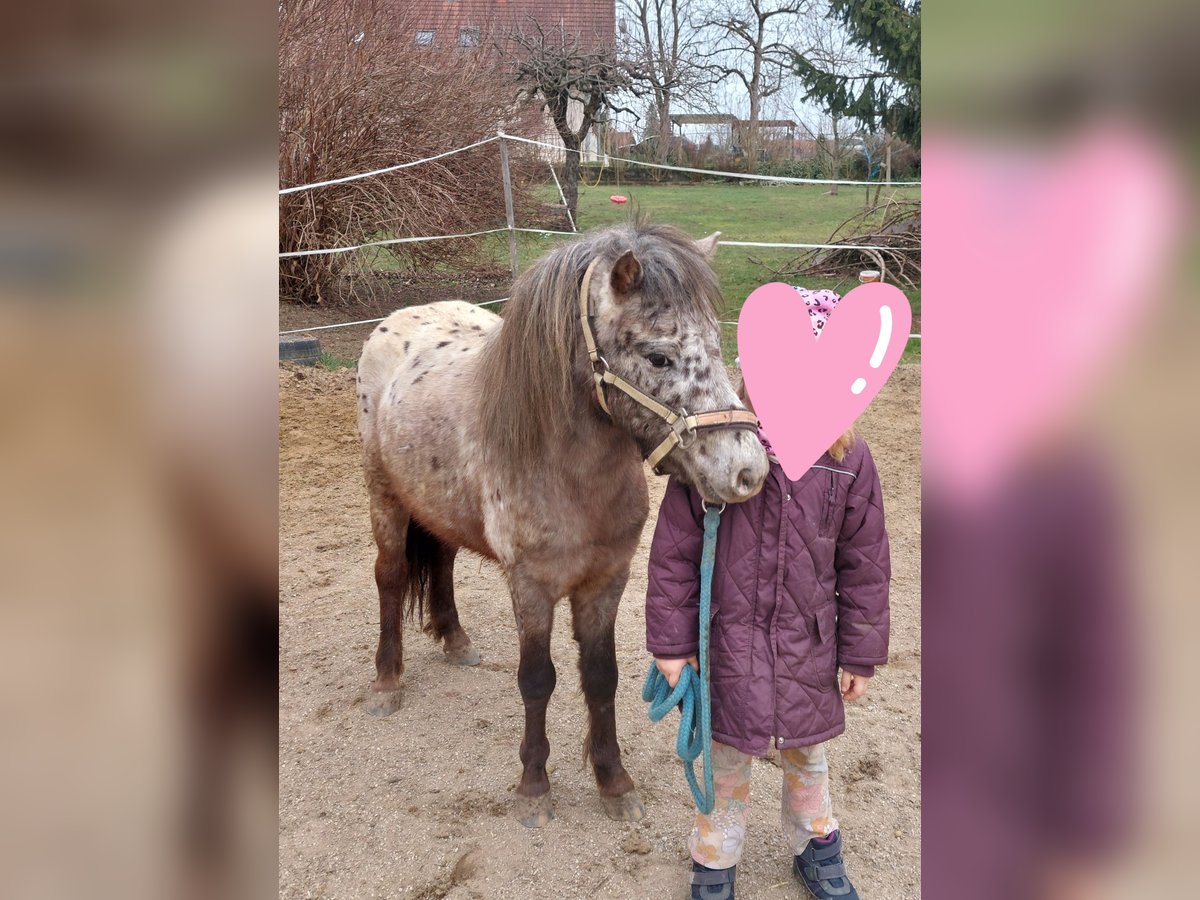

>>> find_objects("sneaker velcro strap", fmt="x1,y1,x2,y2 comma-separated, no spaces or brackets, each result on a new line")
808,841,843,862
806,862,848,881
690,869,736,886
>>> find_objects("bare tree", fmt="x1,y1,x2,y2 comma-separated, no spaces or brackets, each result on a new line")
504,21,635,222
697,0,808,166
619,1,710,163
791,13,866,194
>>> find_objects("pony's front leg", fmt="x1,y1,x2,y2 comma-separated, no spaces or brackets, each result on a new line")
510,574,557,828
571,571,646,822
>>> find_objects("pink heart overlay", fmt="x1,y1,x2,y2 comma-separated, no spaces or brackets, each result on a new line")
738,282,912,480
923,123,1181,502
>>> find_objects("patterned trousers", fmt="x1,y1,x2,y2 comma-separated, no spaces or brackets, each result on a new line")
689,741,838,869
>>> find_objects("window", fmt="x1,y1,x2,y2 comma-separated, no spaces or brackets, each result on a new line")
458,27,480,48
416,30,435,47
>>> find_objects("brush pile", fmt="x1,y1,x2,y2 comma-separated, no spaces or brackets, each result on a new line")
774,200,920,292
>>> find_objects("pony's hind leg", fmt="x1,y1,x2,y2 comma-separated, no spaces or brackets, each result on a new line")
571,571,645,822
365,474,409,717
424,542,481,666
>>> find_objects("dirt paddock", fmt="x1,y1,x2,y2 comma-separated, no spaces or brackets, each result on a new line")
279,363,921,899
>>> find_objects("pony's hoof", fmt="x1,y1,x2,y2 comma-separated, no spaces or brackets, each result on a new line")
365,687,404,717
443,642,481,667
513,792,554,828
601,790,646,822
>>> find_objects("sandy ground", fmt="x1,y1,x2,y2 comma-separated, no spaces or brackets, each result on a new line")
279,362,921,899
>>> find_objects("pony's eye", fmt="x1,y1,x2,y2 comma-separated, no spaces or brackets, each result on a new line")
646,353,672,369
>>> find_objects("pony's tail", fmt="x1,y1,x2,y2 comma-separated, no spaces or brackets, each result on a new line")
403,519,440,628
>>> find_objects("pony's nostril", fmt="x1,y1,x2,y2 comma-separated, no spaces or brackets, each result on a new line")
736,468,755,493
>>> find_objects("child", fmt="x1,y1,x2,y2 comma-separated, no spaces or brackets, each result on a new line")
645,295,890,900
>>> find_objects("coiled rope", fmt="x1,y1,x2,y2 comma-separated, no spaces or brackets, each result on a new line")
642,503,723,814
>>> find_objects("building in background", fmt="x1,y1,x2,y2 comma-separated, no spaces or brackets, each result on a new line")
394,0,617,163
670,114,739,152
670,114,798,161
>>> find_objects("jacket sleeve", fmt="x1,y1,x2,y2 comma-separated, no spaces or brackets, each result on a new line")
834,441,891,676
645,476,705,658
1037,457,1135,853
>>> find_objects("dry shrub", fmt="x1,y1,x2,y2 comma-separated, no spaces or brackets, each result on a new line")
278,0,544,305
771,200,921,293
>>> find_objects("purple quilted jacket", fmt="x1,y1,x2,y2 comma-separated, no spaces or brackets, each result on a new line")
645,439,891,755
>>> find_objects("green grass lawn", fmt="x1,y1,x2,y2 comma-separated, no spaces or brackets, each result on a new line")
527,181,920,363
355,180,920,365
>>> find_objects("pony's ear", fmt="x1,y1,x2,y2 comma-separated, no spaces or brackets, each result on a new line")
695,231,721,260
610,249,642,298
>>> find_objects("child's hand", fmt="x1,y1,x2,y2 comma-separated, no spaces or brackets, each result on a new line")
840,670,871,701
655,656,698,689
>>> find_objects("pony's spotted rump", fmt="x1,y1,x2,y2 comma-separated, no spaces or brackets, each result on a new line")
356,221,767,826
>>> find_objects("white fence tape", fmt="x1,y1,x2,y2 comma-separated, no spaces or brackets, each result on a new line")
720,239,914,251
719,320,921,339
282,229,908,259
497,132,920,188
283,307,921,339
280,316,389,335
279,135,500,195
280,132,921,339
280,131,921,197
547,163,578,233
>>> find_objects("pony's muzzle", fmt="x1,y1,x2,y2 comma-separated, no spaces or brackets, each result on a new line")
686,433,768,505
730,437,770,499
724,460,768,502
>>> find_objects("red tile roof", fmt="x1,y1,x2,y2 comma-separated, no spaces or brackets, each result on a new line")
392,1,615,47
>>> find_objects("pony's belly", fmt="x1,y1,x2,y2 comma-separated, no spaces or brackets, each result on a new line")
495,533,644,599
412,508,494,560
379,441,492,554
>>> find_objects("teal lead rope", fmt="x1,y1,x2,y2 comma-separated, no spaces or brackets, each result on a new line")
642,503,722,815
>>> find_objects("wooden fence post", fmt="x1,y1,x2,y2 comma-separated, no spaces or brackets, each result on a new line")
498,136,520,278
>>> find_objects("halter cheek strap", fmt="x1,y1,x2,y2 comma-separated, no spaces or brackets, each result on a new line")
578,257,760,472
578,259,611,415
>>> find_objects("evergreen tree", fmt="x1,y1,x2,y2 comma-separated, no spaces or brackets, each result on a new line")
794,0,920,148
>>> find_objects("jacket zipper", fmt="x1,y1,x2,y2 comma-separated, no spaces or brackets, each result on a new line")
747,473,768,727
823,470,836,532
772,472,789,748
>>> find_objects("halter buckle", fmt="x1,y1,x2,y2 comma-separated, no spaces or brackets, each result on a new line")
577,255,757,473
675,408,697,450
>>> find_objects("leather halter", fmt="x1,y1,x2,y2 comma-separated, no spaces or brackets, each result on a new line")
578,257,760,473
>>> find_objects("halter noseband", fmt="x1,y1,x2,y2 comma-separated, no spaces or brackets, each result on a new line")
578,257,760,473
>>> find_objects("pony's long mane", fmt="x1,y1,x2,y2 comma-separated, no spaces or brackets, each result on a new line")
477,221,723,461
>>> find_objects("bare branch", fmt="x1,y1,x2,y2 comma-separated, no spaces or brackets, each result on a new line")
499,17,632,218
694,1,808,163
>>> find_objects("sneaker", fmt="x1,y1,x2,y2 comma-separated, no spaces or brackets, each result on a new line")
793,831,859,899
689,860,736,899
